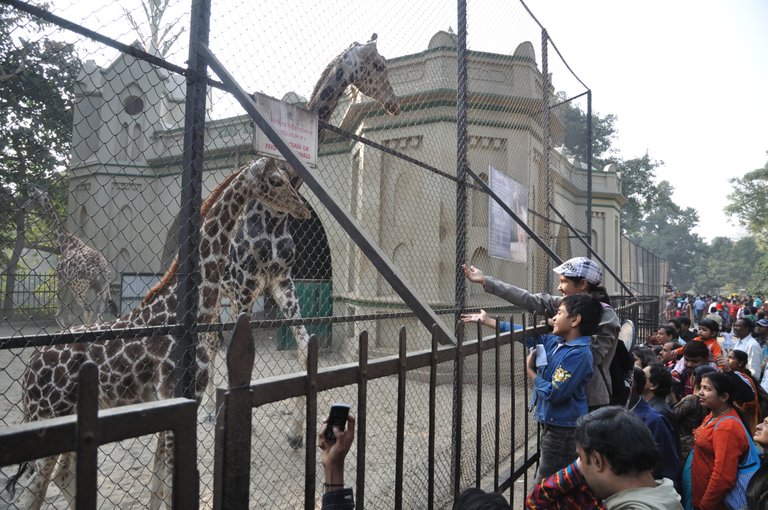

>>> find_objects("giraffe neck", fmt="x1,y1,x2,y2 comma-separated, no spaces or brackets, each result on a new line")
306,47,355,125
35,195,76,254
134,164,266,326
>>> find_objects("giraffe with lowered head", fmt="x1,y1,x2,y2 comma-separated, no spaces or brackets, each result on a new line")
22,185,119,327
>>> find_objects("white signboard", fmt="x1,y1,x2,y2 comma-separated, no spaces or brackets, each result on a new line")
488,165,529,263
251,92,318,166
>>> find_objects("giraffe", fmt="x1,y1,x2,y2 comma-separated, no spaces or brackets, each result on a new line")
22,186,119,327
212,34,401,447
5,158,309,510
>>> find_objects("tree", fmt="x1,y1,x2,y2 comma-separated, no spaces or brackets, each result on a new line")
616,153,664,236
123,0,185,57
555,91,618,167
725,152,768,245
0,4,80,314
630,180,705,290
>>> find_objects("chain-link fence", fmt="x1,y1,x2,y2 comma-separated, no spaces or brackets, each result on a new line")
0,0,666,507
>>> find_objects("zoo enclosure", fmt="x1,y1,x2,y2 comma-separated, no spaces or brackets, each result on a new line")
0,0,665,507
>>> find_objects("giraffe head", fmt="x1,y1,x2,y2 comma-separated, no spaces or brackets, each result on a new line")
249,157,311,219
308,34,401,121
20,185,50,211
346,34,401,116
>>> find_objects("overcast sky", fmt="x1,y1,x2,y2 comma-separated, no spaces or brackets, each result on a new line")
51,0,768,242
525,0,768,242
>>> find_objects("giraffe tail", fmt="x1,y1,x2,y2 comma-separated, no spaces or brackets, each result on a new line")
3,461,30,499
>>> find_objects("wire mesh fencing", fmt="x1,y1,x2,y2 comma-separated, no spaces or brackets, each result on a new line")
0,0,666,507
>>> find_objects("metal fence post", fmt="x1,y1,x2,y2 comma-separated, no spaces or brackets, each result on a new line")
586,90,593,249
76,362,98,510
453,0,469,499
215,314,255,509
173,0,211,399
541,29,552,292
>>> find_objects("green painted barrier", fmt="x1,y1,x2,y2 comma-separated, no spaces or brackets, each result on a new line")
277,279,332,349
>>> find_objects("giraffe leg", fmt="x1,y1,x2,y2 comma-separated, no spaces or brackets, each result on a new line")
94,276,118,319
148,431,174,510
270,277,309,449
69,280,91,326
51,452,76,506
54,283,69,329
92,278,107,321
14,456,58,510
205,279,267,421
201,329,221,422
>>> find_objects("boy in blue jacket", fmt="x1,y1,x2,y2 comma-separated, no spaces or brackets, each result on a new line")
527,293,600,482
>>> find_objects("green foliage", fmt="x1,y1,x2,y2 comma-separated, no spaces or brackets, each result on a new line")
555,91,617,166
691,237,767,296
628,180,706,290
0,4,80,267
725,153,768,246
615,153,664,236
749,253,768,296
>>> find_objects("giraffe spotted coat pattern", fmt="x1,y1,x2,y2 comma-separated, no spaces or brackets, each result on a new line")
6,159,308,510
216,35,401,446
23,186,118,327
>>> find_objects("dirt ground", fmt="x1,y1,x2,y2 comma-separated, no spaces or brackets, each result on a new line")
0,319,538,509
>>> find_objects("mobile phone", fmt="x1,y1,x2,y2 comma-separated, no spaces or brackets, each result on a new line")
324,403,351,441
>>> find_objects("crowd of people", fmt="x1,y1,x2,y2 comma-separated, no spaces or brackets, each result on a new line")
317,259,768,509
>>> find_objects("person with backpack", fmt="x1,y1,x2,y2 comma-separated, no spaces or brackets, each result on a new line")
461,257,623,409
687,371,758,510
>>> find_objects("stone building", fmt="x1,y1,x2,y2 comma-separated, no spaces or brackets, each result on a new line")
66,33,657,342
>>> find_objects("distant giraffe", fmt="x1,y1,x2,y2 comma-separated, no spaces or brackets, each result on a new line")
214,34,400,447
5,159,309,510
23,186,118,326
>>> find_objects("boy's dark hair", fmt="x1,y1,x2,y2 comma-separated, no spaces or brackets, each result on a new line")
452,487,510,510
646,362,673,398
565,276,611,306
658,325,678,338
683,340,709,360
698,318,720,335
575,406,659,476
561,294,602,336
679,317,691,328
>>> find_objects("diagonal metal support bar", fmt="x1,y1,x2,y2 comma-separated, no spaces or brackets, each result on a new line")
548,203,635,297
199,44,456,346
464,167,562,265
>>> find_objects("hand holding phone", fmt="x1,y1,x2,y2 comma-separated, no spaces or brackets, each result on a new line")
324,403,351,442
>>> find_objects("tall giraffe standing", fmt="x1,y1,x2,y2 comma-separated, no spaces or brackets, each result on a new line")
216,35,400,447
23,186,119,327
6,158,309,510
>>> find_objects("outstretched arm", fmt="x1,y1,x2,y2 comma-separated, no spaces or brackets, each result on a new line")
460,309,497,329
318,414,356,509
